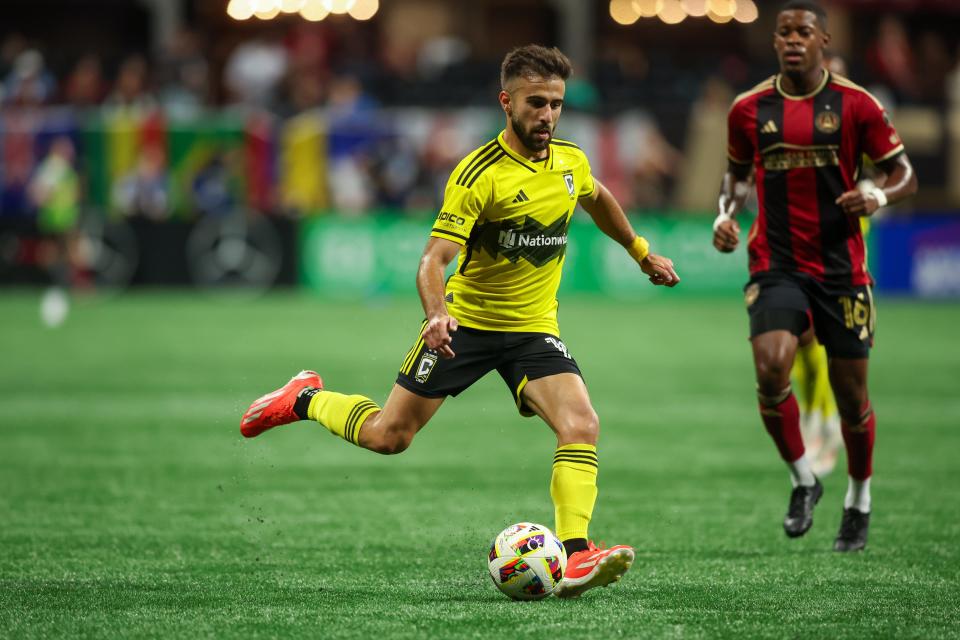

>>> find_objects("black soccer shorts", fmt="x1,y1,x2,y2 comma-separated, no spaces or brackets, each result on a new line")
395,323,582,416
744,271,876,359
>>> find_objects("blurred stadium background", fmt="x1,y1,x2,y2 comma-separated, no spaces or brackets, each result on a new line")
2,1,959,637
1,0,958,295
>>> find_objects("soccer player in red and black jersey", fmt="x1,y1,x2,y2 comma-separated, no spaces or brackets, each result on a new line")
712,1,917,551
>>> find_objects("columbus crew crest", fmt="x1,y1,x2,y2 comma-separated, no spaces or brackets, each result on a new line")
415,352,438,383
562,172,575,198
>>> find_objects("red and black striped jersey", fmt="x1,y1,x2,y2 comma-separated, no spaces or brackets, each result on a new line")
727,71,904,285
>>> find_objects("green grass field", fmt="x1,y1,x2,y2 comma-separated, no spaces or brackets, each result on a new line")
1,291,958,639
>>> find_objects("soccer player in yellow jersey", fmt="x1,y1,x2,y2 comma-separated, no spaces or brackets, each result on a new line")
240,45,680,598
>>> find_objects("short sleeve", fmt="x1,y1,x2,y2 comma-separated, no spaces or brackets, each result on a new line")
430,175,488,245
857,93,904,164
727,100,755,166
578,154,596,198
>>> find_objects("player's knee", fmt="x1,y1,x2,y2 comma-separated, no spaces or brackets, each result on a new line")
556,409,599,445
755,358,792,393
835,391,869,424
375,436,412,455
370,420,415,455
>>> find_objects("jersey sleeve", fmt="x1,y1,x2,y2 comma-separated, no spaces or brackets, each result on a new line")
430,171,489,245
578,153,596,198
727,99,755,166
857,93,905,164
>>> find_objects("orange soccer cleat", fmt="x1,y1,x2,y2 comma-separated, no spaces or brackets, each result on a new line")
240,370,323,438
552,542,634,599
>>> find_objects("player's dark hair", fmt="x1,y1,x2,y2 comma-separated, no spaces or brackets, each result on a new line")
500,45,572,89
779,0,828,30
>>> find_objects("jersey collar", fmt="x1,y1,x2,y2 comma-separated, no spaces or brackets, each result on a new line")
497,131,553,172
775,69,830,101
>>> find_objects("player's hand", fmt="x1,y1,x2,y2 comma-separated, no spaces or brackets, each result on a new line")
423,314,459,359
640,253,680,287
713,218,740,253
835,189,880,217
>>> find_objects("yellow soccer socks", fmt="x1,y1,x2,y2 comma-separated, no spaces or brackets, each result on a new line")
302,390,380,446
550,444,599,544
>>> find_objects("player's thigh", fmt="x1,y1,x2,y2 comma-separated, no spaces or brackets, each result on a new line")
359,384,445,453
496,333,596,444
806,280,875,361
520,373,598,446
495,333,582,415
374,383,446,434
746,273,810,387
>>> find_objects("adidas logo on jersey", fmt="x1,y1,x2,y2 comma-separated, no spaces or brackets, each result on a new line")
512,189,530,203
761,120,779,134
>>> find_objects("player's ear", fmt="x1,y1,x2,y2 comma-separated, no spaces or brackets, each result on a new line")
498,90,511,115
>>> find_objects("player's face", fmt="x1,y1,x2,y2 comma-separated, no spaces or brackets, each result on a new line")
501,75,565,152
774,10,828,75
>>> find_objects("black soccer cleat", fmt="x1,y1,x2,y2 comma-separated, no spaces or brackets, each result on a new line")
834,508,870,552
783,478,823,538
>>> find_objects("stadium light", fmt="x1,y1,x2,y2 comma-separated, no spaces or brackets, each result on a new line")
610,0,640,25
279,0,305,12
253,0,280,19
706,0,735,18
299,0,329,20
348,0,378,20
680,0,707,16
706,8,734,23
226,0,255,20
632,0,663,17
658,0,687,24
323,0,356,13
733,0,758,23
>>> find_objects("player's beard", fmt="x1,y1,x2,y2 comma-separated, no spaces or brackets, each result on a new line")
511,115,552,152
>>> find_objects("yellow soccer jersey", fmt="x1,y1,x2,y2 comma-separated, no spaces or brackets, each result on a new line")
430,131,596,334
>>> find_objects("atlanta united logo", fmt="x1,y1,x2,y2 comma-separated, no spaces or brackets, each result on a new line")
744,283,760,307
815,111,840,134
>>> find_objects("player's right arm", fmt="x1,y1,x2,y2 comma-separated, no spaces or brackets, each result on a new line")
713,162,753,253
417,237,460,359
713,96,756,253
417,148,492,358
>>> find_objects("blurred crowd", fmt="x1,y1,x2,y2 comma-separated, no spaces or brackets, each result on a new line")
1,10,958,223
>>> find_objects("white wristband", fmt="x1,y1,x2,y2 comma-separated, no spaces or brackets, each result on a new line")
869,187,888,208
713,211,733,232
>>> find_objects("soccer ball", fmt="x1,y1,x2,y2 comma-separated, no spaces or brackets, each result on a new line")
487,522,567,600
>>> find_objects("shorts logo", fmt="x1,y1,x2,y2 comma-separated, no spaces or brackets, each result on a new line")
563,172,576,198
744,283,760,307
544,337,570,359
415,352,438,383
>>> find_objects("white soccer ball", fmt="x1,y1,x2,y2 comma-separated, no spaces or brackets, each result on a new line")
487,522,567,600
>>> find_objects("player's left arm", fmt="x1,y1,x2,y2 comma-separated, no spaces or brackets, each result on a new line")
835,153,918,217
836,94,919,217
579,179,679,287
